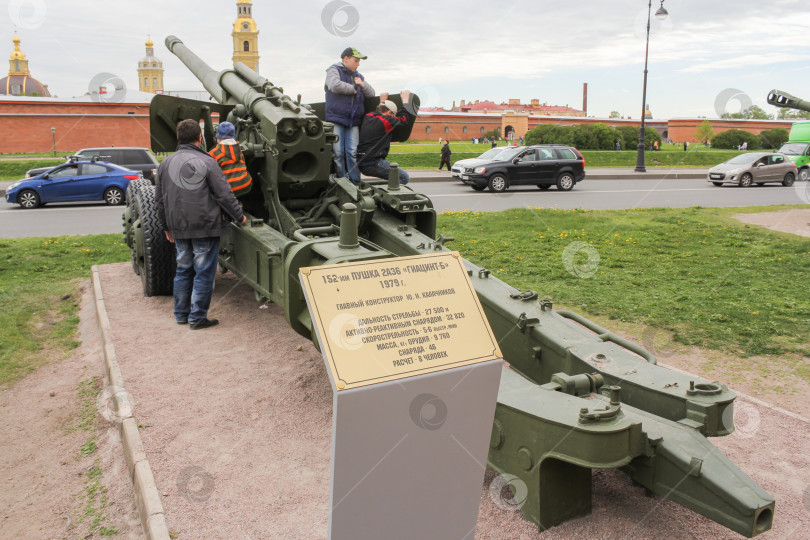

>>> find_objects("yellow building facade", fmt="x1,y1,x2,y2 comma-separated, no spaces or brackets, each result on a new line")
232,0,259,72
137,37,164,94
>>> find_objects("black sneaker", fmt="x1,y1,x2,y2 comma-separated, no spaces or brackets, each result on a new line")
176,319,188,325
189,318,219,330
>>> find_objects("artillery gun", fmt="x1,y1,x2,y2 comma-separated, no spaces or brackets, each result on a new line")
768,89,810,181
123,36,775,536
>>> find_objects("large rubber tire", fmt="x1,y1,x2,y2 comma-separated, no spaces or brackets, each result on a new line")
488,174,507,192
739,173,753,187
556,173,575,191
104,186,125,205
782,172,795,187
799,168,809,182
124,180,145,275
134,182,175,297
18,189,40,208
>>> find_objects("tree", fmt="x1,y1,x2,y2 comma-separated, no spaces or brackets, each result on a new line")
609,110,620,118
777,108,810,120
711,129,760,149
720,105,773,120
695,120,714,144
759,128,789,149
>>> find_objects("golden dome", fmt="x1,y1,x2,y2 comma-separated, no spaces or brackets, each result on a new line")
145,36,154,48
9,32,26,63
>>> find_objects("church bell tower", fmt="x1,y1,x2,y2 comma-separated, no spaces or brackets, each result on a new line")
232,0,259,73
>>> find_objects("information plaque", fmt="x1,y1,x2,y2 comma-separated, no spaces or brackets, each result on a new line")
300,251,502,390
300,252,503,539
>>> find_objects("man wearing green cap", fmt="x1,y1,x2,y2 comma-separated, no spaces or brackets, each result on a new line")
325,47,376,184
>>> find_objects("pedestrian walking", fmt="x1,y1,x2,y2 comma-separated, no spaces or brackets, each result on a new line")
439,141,452,171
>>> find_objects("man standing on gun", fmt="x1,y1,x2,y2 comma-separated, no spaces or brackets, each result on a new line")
324,47,376,184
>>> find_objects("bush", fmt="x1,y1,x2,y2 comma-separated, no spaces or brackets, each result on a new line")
711,129,760,150
759,128,789,150
524,123,661,150
524,124,557,146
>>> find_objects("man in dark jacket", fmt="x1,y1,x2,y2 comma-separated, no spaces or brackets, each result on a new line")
155,119,246,330
325,47,376,184
439,140,452,171
357,90,413,185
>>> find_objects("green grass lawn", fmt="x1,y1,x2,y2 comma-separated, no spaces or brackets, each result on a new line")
2,206,808,389
438,205,810,364
0,235,128,387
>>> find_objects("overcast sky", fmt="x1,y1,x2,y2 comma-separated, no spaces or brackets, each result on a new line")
3,0,810,119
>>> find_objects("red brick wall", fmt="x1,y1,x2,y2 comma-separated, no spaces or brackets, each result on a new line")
0,100,151,153
667,118,794,143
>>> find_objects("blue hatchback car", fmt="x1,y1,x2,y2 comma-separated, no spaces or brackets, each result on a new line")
5,157,142,208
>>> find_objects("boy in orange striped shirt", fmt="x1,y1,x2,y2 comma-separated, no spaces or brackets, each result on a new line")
209,122,252,196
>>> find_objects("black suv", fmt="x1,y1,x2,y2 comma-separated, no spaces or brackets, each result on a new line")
459,145,585,192
26,147,159,182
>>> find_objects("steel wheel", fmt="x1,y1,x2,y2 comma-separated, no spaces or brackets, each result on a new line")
104,187,125,205
556,173,575,191
782,172,795,187
18,189,40,209
488,174,507,193
799,168,809,182
739,173,753,187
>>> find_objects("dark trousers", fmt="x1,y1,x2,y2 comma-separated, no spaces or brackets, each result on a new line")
439,158,451,170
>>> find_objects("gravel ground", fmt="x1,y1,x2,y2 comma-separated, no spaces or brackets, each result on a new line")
94,261,810,540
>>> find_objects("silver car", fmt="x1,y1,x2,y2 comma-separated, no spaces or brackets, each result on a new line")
451,147,507,179
708,152,797,187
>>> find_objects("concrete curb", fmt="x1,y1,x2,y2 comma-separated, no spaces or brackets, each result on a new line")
91,266,171,540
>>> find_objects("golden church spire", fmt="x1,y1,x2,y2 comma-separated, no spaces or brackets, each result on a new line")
137,35,164,93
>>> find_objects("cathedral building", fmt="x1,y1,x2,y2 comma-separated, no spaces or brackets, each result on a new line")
232,0,259,72
137,36,164,94
0,31,50,97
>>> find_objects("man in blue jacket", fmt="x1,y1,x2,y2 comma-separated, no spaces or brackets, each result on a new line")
325,47,376,184
155,119,246,330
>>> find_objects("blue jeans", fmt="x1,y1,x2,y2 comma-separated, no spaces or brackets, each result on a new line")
332,124,360,183
173,237,220,324
359,158,410,185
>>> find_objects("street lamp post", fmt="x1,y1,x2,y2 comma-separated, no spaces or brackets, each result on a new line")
50,126,56,157
635,0,668,173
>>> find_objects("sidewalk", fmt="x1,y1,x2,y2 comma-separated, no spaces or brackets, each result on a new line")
0,168,709,198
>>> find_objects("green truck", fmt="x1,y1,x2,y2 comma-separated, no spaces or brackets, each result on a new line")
767,90,810,180
778,120,810,181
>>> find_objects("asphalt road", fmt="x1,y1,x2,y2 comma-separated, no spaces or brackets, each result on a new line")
1,177,808,238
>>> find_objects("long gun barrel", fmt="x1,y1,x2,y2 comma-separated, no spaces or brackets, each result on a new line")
767,89,810,113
